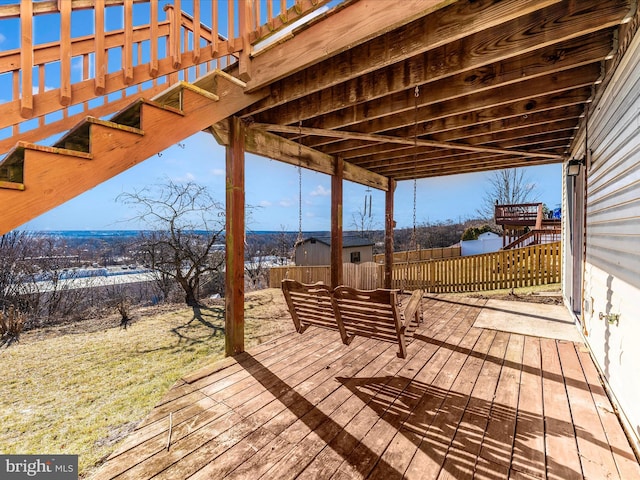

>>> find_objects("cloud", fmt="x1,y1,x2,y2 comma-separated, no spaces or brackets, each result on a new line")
279,199,292,207
32,85,55,95
210,168,224,176
259,200,272,207
310,185,330,197
172,172,196,182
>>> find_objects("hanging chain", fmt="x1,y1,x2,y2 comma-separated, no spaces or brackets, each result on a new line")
296,119,304,246
411,85,419,251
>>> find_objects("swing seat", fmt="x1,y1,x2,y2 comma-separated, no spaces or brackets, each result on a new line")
281,279,351,345
281,280,424,358
332,286,424,359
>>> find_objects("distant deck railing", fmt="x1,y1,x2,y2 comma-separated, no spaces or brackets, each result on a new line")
270,242,562,292
0,0,331,154
495,202,543,227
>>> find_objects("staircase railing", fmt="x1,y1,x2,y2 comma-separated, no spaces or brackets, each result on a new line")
502,227,562,250
0,0,330,155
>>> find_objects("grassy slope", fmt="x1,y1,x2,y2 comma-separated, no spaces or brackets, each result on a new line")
0,289,293,477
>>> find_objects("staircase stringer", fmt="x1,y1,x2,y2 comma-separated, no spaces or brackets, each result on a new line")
0,74,268,235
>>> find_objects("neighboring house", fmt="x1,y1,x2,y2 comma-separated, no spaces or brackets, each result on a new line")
294,236,374,266
460,231,502,256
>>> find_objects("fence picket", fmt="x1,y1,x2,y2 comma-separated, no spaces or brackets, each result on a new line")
269,242,561,292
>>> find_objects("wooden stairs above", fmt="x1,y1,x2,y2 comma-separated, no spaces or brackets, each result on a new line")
0,70,264,235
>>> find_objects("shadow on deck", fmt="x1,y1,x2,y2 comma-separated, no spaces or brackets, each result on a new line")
92,295,640,480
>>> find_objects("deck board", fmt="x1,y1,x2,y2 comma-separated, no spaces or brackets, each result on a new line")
92,295,640,480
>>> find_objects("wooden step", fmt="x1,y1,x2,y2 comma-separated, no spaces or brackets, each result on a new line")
152,81,220,110
53,117,143,152
0,141,93,184
0,69,268,234
110,98,184,130
0,180,25,191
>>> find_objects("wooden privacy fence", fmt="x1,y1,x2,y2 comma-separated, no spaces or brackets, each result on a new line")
270,242,561,292
269,263,384,290
372,245,461,263
393,242,561,292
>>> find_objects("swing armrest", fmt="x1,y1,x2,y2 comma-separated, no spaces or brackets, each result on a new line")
402,289,424,330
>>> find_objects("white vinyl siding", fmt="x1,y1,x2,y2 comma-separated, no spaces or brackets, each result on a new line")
566,27,640,452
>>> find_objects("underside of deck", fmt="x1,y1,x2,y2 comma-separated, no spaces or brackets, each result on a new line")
93,295,640,480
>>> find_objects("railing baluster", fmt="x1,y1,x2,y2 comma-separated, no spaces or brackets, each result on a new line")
165,4,181,69
211,0,219,56
228,0,234,45
95,0,106,94
150,0,159,76
193,0,200,63
20,0,33,117
254,0,260,30
59,0,72,105
124,0,134,84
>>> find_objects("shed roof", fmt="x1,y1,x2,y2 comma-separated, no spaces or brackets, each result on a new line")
299,236,375,248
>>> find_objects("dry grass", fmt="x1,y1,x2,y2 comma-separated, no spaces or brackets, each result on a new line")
0,288,293,478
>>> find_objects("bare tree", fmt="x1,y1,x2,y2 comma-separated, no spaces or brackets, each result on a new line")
477,168,539,220
350,205,377,238
118,180,225,307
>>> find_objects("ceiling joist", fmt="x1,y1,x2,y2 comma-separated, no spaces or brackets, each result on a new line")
252,123,564,160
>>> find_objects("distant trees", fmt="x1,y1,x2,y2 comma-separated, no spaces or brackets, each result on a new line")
118,180,225,306
477,168,539,220
0,231,30,310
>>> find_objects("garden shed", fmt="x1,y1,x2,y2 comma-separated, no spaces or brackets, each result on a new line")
294,236,374,266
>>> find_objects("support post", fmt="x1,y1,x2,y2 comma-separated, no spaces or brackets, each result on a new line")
384,179,396,289
331,157,344,289
225,116,245,356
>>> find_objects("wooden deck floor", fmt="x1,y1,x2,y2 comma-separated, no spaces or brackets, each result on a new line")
92,295,640,480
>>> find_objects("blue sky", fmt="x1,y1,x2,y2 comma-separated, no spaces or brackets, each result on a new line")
18,129,562,232
1,0,562,232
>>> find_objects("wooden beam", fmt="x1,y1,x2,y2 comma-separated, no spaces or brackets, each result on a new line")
211,122,389,191
331,157,343,289
252,123,564,160
429,107,585,144
225,116,245,356
251,21,613,127
242,0,560,96
304,64,598,151
384,179,395,289
392,157,560,179
243,0,454,92
324,105,584,160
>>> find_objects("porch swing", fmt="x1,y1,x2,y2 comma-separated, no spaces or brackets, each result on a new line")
281,92,425,358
